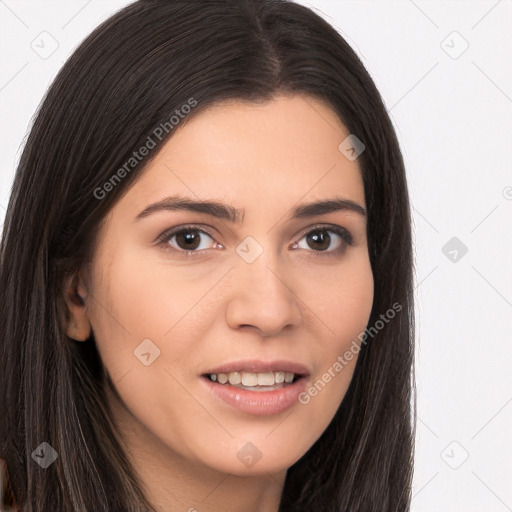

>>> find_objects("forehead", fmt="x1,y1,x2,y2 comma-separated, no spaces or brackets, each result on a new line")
112,94,365,223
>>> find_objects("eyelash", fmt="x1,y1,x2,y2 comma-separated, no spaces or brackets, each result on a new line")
155,223,354,259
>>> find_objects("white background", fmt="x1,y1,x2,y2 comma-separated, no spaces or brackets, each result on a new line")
1,1,511,510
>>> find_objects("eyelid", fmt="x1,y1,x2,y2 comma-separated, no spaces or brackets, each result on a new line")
293,223,353,246
154,224,218,252
155,222,354,256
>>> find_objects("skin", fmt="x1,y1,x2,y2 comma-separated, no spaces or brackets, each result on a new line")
63,94,374,512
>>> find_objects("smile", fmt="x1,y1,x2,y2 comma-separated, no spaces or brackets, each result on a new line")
206,370,298,389
201,360,310,415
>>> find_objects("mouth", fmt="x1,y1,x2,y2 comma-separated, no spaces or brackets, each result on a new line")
200,360,310,415
202,370,303,391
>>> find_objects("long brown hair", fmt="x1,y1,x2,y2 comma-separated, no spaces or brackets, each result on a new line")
0,1,415,510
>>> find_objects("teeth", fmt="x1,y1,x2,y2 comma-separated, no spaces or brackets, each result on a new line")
208,371,298,387
242,372,258,386
257,372,275,386
284,372,294,383
228,372,241,385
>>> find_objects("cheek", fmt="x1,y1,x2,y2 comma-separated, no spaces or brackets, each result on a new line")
310,255,374,345
302,257,373,403
87,249,225,396
90,249,206,340
335,262,374,342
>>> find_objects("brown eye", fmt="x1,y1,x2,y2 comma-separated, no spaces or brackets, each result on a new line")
174,229,203,251
305,230,331,251
294,225,353,256
157,226,219,255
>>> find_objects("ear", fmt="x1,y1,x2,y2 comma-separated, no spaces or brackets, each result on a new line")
61,270,92,342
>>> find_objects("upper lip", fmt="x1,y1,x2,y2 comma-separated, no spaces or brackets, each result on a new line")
203,359,310,376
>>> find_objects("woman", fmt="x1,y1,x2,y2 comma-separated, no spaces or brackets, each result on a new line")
0,0,415,510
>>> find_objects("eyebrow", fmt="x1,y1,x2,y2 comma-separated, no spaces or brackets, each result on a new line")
134,195,366,223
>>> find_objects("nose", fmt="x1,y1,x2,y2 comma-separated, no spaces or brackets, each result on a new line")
225,253,303,337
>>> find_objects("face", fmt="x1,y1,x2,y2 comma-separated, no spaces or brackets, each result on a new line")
69,94,374,478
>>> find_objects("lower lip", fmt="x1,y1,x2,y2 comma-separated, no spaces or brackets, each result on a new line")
201,376,308,415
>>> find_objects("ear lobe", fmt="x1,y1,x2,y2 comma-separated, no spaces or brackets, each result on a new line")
62,271,92,342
